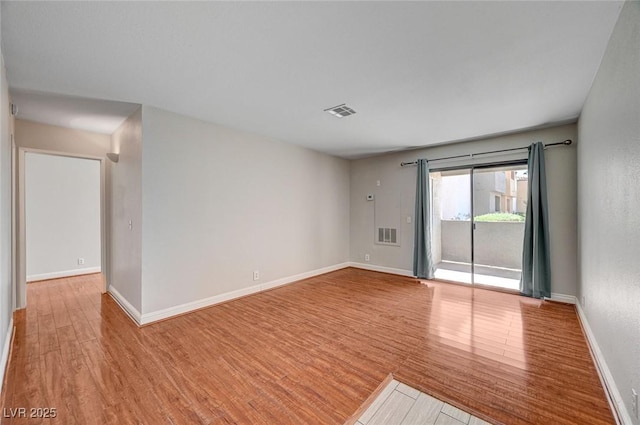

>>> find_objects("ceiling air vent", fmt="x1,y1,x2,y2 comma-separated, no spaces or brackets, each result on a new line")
324,103,356,118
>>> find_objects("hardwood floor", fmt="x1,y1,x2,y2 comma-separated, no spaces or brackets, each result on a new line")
1,268,613,424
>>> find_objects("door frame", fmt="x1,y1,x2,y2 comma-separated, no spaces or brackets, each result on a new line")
431,159,527,291
16,147,107,309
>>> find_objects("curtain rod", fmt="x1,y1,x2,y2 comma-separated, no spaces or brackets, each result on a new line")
400,139,572,167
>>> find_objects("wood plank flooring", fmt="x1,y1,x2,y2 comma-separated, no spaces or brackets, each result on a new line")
0,268,614,424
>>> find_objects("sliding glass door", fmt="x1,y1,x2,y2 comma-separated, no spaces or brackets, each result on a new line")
431,169,472,283
431,162,527,291
471,164,527,290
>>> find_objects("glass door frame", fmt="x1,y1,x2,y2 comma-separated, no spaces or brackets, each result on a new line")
430,159,528,291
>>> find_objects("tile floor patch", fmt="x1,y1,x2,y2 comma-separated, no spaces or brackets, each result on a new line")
368,391,415,425
435,413,467,425
469,418,492,425
396,382,421,399
357,379,494,425
441,403,472,423
400,392,443,424
358,379,400,424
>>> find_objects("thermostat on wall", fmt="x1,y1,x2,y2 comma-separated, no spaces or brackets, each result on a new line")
366,194,374,201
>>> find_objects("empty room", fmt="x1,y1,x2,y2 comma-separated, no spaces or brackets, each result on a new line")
0,1,638,425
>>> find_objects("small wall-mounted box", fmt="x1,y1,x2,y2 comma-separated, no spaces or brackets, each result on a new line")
366,194,374,201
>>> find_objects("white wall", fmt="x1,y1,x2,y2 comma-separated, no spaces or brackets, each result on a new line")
350,124,578,297
25,153,101,281
15,119,112,156
577,1,640,423
0,6,15,391
440,174,470,220
140,106,350,315
109,108,142,315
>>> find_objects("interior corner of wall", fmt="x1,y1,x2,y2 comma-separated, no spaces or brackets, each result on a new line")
140,104,152,120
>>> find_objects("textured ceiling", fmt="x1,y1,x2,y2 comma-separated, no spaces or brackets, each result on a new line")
1,1,623,158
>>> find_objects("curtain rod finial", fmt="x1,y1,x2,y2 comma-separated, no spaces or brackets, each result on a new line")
563,139,572,145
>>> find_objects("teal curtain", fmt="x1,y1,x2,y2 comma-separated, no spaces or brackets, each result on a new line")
520,142,551,298
413,159,435,279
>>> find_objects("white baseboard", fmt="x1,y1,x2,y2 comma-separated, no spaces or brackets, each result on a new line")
108,286,142,325
0,318,14,395
139,262,351,325
27,266,101,282
549,293,577,304
348,262,414,277
576,301,632,425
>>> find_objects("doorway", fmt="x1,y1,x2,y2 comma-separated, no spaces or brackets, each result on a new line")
431,162,528,291
17,148,107,308
25,152,102,282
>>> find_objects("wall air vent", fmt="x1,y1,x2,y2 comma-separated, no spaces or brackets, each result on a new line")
377,228,398,245
324,103,356,118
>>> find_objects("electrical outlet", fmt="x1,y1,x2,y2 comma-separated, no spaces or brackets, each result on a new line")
364,254,370,262
253,270,260,281
632,388,638,419
78,258,85,265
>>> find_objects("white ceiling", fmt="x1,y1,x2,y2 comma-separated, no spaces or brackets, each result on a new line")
1,1,623,159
